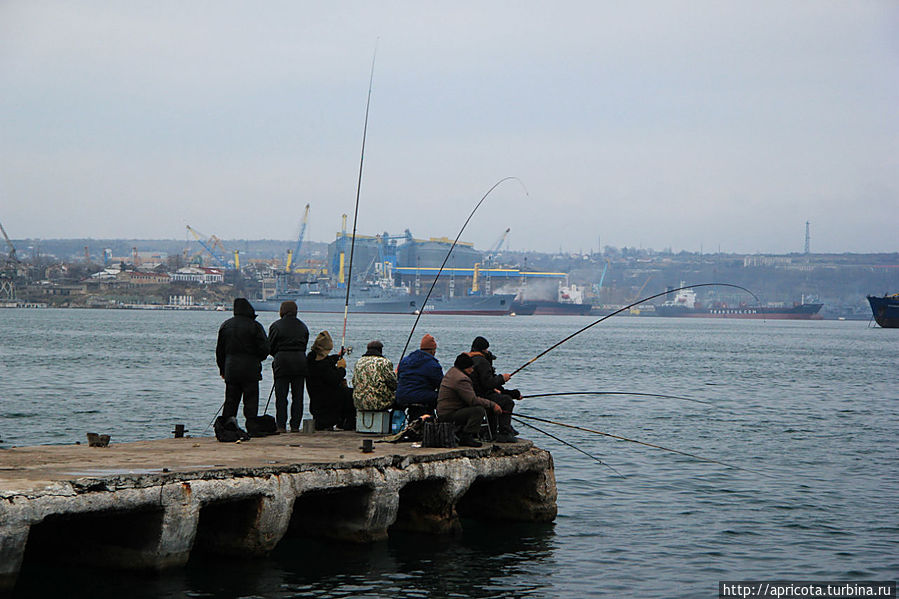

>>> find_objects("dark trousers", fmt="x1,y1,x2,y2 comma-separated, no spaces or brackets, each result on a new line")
486,392,515,435
314,386,356,431
223,380,259,423
274,375,305,430
442,406,487,435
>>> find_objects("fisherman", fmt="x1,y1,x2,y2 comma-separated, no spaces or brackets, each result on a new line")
352,340,397,412
267,300,309,433
215,298,269,429
394,334,443,420
437,353,503,447
306,331,355,431
468,336,519,443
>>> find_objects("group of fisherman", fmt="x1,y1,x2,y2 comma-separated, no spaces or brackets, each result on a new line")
215,297,519,446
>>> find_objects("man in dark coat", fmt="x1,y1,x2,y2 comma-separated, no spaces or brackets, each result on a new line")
268,300,309,432
216,298,269,427
395,333,443,420
306,330,355,431
437,353,502,447
467,336,519,443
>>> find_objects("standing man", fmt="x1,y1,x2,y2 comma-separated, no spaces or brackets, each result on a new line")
352,340,397,412
437,353,502,447
268,300,309,433
216,298,269,429
395,333,443,420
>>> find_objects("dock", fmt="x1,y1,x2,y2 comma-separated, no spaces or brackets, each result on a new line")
0,431,556,591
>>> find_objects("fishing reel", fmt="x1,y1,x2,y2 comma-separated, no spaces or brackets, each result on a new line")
340,345,353,356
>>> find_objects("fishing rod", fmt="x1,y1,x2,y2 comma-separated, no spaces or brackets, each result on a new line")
510,283,758,376
202,400,225,435
511,416,623,477
398,176,530,361
521,391,711,405
341,43,378,351
514,413,770,477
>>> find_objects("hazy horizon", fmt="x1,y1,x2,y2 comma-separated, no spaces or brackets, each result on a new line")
2,2,897,255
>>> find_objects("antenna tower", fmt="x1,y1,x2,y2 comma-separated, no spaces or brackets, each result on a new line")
804,221,810,254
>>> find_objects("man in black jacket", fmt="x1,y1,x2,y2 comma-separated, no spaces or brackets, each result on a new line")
268,300,309,432
467,336,519,443
216,298,269,427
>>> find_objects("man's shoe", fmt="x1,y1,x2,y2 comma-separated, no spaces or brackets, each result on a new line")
458,433,482,448
494,433,518,443
276,427,288,434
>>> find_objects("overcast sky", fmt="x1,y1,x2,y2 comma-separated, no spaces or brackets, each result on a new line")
1,1,896,254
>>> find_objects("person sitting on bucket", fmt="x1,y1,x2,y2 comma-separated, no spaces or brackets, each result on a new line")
467,336,520,443
352,340,397,412
437,353,503,448
395,334,443,421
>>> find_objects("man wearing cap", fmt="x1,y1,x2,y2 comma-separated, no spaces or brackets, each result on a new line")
437,353,502,447
395,334,444,420
468,336,519,443
268,300,309,433
351,340,397,412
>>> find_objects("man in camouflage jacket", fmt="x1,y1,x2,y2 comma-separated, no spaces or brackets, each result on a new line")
351,340,397,411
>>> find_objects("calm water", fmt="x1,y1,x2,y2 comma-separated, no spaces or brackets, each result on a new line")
1,308,897,597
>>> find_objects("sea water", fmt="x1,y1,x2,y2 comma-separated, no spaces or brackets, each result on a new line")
1,309,897,598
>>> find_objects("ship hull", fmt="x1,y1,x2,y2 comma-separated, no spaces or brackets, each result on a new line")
655,303,823,320
867,295,899,328
254,293,514,315
512,300,592,316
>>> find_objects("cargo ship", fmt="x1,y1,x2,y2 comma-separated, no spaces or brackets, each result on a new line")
655,286,823,320
254,279,514,315
512,283,593,316
867,294,899,328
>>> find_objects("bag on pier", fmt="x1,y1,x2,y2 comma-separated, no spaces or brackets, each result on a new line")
422,421,457,448
246,414,278,437
214,416,251,443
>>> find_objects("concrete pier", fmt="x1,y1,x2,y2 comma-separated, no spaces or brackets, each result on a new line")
0,432,556,592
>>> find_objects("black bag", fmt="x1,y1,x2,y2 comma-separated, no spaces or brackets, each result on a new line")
214,416,251,443
422,421,458,448
246,414,279,437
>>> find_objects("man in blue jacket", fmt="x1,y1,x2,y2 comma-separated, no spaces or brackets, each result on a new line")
395,334,444,420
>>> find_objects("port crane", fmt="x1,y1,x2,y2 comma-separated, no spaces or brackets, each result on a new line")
480,227,510,295
185,225,230,269
285,203,311,273
0,220,19,264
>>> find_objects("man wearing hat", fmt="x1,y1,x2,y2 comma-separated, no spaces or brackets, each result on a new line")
468,336,520,443
351,340,397,412
306,331,355,431
437,353,503,447
395,334,444,420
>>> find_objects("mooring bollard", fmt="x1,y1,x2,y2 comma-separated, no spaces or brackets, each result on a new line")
172,424,186,438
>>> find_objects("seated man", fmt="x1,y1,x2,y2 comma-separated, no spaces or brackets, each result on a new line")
467,336,519,443
306,331,355,431
437,353,502,448
352,340,397,412
395,334,444,420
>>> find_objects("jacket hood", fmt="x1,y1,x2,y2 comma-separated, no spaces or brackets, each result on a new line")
403,348,438,368
233,297,257,318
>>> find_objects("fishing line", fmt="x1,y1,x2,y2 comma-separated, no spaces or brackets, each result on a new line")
510,283,758,376
398,176,530,361
522,391,711,405
510,416,623,477
341,42,378,351
514,413,770,477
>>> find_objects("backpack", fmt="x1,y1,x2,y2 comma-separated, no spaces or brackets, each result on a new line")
214,416,251,443
246,414,279,437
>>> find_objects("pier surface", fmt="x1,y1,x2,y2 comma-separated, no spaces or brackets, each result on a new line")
0,432,556,592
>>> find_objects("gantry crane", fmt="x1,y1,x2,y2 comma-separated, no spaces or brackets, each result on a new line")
185,225,229,269
285,203,311,272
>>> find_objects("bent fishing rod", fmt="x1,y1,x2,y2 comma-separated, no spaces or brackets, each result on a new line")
510,283,758,376
521,391,711,405
341,43,378,352
511,416,623,477
398,176,530,361
514,413,770,477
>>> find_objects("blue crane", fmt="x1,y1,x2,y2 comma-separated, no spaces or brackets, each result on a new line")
186,225,229,268
286,203,311,272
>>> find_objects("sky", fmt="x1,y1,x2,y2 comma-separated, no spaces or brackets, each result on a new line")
1,1,897,255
